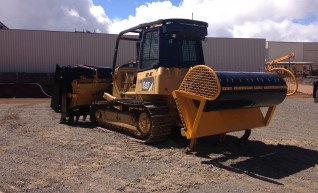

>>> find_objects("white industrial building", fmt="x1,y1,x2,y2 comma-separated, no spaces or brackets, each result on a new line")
267,41,318,63
267,41,318,76
0,30,136,73
0,29,265,73
0,27,267,97
2,24,318,97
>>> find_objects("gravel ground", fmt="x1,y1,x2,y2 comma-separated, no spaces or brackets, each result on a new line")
0,98,317,193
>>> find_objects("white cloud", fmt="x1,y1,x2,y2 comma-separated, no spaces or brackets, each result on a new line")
90,5,109,24
0,0,110,32
231,20,318,42
0,0,318,41
108,1,180,34
108,0,318,42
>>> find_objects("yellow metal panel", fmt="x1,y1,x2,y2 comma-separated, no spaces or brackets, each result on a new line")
69,81,111,109
264,106,276,126
191,99,206,138
173,91,198,138
173,90,276,139
113,67,137,98
135,69,157,94
135,67,189,95
193,107,266,138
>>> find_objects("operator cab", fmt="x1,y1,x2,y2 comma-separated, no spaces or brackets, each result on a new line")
111,19,209,96
138,19,207,72
112,19,208,74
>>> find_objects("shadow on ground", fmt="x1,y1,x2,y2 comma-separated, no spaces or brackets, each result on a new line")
65,122,318,184
181,135,318,184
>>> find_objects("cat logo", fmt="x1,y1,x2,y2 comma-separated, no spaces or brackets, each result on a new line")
142,77,154,91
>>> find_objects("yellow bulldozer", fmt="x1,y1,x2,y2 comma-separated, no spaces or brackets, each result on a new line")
51,19,288,149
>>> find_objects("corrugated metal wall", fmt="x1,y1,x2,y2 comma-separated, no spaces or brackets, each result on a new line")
267,41,318,65
0,30,136,73
203,38,265,72
303,42,318,65
0,29,265,73
267,42,304,62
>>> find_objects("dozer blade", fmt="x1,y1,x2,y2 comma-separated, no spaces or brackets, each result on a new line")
50,64,113,123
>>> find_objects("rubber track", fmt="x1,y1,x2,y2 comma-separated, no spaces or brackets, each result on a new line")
91,99,174,143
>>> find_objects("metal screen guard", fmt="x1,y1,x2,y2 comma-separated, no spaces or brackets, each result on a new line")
177,65,221,101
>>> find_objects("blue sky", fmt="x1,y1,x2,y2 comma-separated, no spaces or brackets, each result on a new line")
0,0,318,41
293,13,317,25
93,0,182,20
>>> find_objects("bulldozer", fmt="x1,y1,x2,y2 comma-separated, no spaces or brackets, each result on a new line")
51,19,288,149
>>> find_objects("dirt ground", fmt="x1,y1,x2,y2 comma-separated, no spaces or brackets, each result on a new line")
0,97,317,193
